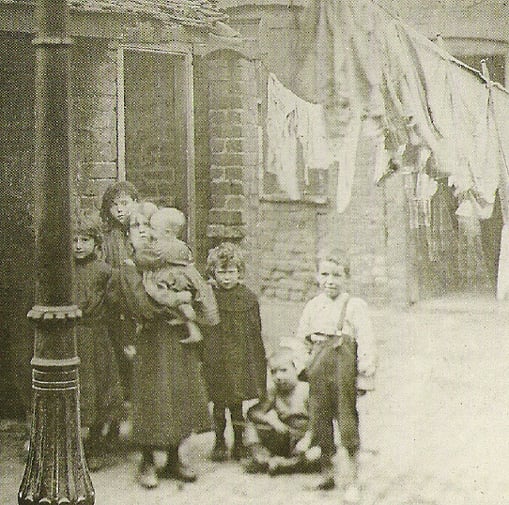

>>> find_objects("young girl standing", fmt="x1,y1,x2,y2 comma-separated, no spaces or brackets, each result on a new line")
203,242,267,461
119,202,211,489
99,181,139,403
73,209,123,470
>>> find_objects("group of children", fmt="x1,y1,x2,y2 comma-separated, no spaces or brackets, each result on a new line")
74,180,376,503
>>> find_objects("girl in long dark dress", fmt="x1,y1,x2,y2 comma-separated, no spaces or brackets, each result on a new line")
73,210,123,471
119,203,211,489
202,242,267,461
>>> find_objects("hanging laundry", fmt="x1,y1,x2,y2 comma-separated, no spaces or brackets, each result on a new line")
262,0,509,233
266,73,333,200
334,112,362,213
415,172,438,227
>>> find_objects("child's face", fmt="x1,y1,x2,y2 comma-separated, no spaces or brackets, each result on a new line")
110,192,135,225
214,266,240,290
129,213,152,251
73,234,96,260
317,260,347,299
270,359,299,393
151,221,181,241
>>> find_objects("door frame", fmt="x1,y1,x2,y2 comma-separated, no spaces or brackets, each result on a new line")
116,42,196,251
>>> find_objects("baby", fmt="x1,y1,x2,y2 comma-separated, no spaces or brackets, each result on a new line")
138,207,218,343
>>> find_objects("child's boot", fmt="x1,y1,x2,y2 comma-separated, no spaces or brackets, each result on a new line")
231,404,249,460
84,424,105,472
137,448,158,489
316,455,335,490
243,443,270,473
211,405,228,462
343,453,361,504
157,445,197,483
232,431,249,460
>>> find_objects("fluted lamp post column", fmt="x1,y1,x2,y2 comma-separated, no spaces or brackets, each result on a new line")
18,0,94,504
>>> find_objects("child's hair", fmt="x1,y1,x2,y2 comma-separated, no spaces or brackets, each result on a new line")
206,241,245,278
100,181,139,229
268,347,298,370
130,201,159,223
74,208,103,246
150,207,186,233
316,247,350,277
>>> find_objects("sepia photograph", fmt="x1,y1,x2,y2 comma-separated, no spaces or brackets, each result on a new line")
1,0,508,503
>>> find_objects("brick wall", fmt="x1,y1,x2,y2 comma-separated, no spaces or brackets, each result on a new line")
258,203,318,301
205,50,264,287
72,39,118,210
206,51,259,241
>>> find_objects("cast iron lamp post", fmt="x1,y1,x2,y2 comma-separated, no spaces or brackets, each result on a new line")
18,0,94,503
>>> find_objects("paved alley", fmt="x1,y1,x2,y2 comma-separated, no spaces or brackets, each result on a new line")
1,296,508,505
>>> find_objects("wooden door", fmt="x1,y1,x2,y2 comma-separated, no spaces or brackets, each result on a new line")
121,47,196,248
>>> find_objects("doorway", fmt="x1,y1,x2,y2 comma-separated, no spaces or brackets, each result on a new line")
121,47,196,248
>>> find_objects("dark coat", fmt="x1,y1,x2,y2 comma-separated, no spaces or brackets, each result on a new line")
119,263,210,448
75,256,123,428
202,284,267,405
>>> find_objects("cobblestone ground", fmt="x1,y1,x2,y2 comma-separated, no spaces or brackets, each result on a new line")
1,295,508,505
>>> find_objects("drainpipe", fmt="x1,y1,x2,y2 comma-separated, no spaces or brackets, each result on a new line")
18,0,94,504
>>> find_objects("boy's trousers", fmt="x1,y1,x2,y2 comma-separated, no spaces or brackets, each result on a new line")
307,334,359,459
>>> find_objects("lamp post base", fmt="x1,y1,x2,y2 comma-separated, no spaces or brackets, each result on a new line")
18,366,95,505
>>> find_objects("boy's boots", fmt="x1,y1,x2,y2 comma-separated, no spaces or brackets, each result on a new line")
211,406,228,462
243,443,270,473
316,455,336,490
343,453,361,504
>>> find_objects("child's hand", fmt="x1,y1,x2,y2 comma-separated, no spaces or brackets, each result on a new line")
123,345,136,359
271,420,289,435
293,431,312,454
177,291,192,305
179,302,196,320
304,446,321,462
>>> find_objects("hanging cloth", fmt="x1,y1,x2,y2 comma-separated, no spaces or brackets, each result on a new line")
266,73,332,200
490,85,509,299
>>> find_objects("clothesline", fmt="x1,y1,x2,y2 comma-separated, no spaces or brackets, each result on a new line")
259,0,509,299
